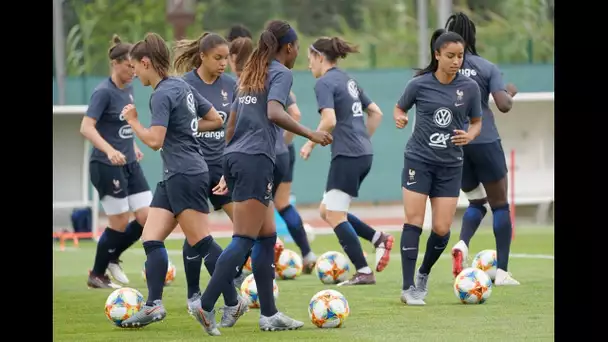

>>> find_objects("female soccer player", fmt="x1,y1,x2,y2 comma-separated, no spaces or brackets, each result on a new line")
190,20,331,336
229,35,318,274
394,29,482,306
300,36,393,286
80,35,152,289
445,12,520,286
117,32,239,328
172,32,253,325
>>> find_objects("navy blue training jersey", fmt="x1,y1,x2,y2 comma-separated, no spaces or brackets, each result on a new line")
397,72,482,167
183,70,236,162
86,78,136,164
225,60,293,163
314,67,373,159
150,77,213,179
460,53,506,144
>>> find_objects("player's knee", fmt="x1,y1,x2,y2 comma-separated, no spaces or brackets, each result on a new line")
325,210,347,227
107,213,130,232
431,223,451,237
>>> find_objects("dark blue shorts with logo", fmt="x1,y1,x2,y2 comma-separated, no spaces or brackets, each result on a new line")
150,172,210,216
224,152,274,206
402,156,462,198
89,161,150,199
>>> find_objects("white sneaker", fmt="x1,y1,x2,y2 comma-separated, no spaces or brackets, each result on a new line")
494,269,520,286
451,240,469,278
107,260,130,284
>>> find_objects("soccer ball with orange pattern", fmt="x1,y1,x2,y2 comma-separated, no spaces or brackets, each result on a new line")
104,287,145,326
239,273,279,309
453,267,493,304
315,251,350,284
308,289,350,328
275,248,303,280
471,249,498,281
142,260,177,286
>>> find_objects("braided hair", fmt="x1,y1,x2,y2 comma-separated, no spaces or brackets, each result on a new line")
445,12,478,55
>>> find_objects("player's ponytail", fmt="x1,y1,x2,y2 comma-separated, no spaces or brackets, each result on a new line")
130,32,171,78
108,34,132,61
230,37,254,75
239,20,292,94
415,29,445,76
310,37,359,62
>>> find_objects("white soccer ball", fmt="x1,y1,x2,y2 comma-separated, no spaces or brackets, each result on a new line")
315,251,350,284
104,287,145,326
239,273,279,309
453,267,493,304
303,223,316,242
142,260,177,285
308,289,350,328
275,249,303,280
471,249,498,281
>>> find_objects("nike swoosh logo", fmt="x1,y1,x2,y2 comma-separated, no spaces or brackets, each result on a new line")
108,249,116,253
406,181,416,186
402,247,417,251
145,306,161,315
222,103,230,107
455,103,464,107
186,255,200,260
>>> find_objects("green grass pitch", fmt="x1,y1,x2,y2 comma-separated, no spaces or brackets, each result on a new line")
53,226,554,341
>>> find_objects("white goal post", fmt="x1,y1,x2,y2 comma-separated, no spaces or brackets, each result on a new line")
53,105,100,240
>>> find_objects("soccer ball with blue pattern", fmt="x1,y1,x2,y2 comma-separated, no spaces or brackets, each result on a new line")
308,289,350,328
453,267,493,304
471,249,498,281
104,287,145,326
275,248,303,280
240,273,279,309
315,251,350,284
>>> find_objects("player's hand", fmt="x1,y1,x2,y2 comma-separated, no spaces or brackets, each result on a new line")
506,83,518,97
121,104,138,122
394,113,408,129
451,130,473,146
300,141,314,160
135,149,144,162
134,145,144,161
107,149,127,165
212,176,228,195
309,131,332,146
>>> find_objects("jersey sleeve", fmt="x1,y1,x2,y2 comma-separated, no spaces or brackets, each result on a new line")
488,64,506,93
193,89,214,119
359,87,373,110
150,91,172,127
285,92,295,108
397,79,418,111
314,79,334,113
267,70,293,107
467,83,483,119
86,89,110,120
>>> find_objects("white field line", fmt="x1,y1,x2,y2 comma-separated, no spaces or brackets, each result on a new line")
54,246,553,260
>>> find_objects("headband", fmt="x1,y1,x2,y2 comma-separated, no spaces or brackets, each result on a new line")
278,27,298,46
309,44,323,56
